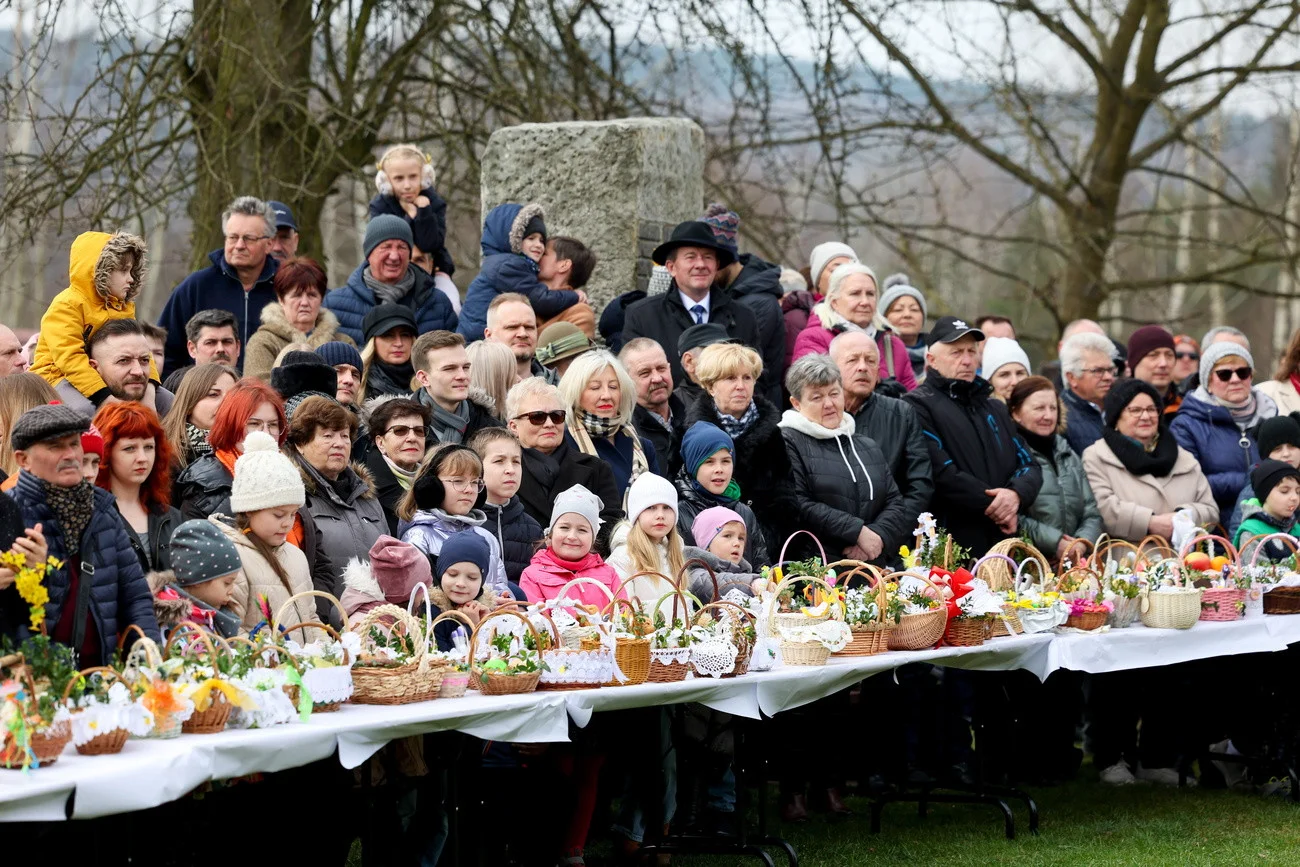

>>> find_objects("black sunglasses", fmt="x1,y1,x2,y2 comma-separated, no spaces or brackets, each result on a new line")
1175,351,1199,361
513,410,566,425
1213,366,1252,383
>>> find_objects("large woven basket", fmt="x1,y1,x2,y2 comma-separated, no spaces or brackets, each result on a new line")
1065,610,1107,631
351,605,441,705
834,564,893,656
767,575,842,667
1140,559,1202,630
883,571,947,650
471,609,544,696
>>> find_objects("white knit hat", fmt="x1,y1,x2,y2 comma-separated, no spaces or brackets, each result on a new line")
626,472,678,526
229,430,306,513
809,242,858,291
550,484,604,533
981,337,1031,379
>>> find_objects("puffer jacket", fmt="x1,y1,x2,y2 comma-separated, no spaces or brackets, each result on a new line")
850,392,934,531
399,508,509,595
1233,499,1300,562
1169,389,1276,527
778,409,908,564
519,547,621,610
903,371,1043,553
480,496,543,585
324,262,458,345
1016,430,1104,554
369,187,456,277
31,231,158,399
157,249,278,372
682,546,758,604
683,392,794,563
294,453,386,623
1081,437,1219,542
458,203,581,342
673,465,769,568
211,516,321,641
791,308,918,391
243,302,354,382
725,253,787,407
7,472,160,662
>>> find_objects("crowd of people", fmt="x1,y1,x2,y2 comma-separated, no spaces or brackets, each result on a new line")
1,159,1298,865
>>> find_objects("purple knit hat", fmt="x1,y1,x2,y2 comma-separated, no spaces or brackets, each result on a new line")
699,203,739,258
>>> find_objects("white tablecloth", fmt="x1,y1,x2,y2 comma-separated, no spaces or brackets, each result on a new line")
5,613,1300,821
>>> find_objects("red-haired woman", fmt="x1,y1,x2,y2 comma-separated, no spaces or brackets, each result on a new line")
93,402,181,574
243,257,354,382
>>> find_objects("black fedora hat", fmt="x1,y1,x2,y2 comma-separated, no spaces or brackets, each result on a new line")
652,221,737,269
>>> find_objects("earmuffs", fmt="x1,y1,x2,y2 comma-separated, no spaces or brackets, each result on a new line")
375,152,436,197
412,443,479,510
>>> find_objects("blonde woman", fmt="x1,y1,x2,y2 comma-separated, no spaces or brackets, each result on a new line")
466,339,516,422
557,349,659,498
0,372,58,481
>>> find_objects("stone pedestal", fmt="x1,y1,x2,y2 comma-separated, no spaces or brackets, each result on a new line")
480,117,705,311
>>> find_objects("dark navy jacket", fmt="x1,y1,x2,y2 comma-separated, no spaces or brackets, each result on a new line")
368,188,456,276
1169,390,1264,528
324,263,459,345
157,250,278,372
564,429,660,500
1062,387,1106,456
480,496,543,585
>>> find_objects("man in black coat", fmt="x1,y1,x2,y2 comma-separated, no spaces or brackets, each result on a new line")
831,331,934,531
622,221,771,403
902,316,1042,554
619,337,686,477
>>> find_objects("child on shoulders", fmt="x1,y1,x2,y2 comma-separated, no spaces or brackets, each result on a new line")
368,144,460,313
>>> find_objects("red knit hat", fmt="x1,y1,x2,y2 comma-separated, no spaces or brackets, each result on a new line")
80,422,104,459
1126,325,1175,372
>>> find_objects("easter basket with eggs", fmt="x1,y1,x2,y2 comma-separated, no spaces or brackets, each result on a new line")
1239,533,1300,615
469,608,546,696
766,575,850,666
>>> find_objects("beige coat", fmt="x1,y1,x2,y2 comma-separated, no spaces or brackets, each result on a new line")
1258,379,1300,416
243,301,354,382
211,517,322,641
1081,438,1219,542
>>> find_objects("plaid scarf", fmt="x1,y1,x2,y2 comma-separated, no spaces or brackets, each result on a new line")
578,410,619,438
185,422,212,459
715,400,759,439
41,478,95,557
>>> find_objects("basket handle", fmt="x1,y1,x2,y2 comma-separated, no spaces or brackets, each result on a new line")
972,552,1017,582
1243,532,1300,569
280,621,340,643
612,569,676,605
164,621,221,661
1059,536,1094,566
467,607,543,678
276,589,351,633
832,563,891,625
62,665,124,702
1056,566,1103,599
553,575,618,610
116,623,163,668
1178,533,1240,568
763,574,844,638
777,530,827,571
678,557,719,601
651,587,705,625
406,581,434,643
352,603,430,671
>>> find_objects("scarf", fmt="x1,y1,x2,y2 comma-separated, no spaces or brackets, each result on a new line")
578,410,619,438
1193,385,1273,432
715,400,759,439
1015,425,1058,472
382,453,417,491
811,301,877,339
185,423,212,459
41,478,95,556
361,265,417,306
690,476,742,506
1102,426,1179,478
366,359,415,399
569,415,651,497
214,447,239,479
1291,372,1300,399
428,397,471,444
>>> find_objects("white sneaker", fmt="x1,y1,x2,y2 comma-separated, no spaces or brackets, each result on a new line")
1137,766,1194,787
1100,762,1135,785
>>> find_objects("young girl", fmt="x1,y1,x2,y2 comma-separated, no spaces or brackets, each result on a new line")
519,485,619,609
683,506,760,603
398,443,511,595
149,519,244,638
1235,459,1300,561
211,431,319,637
607,472,683,608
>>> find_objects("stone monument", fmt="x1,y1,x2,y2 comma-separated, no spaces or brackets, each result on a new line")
480,117,705,312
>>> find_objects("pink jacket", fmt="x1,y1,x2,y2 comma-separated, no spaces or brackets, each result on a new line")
791,311,917,391
520,548,622,611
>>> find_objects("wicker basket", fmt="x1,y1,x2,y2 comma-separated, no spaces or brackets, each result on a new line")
1064,610,1108,631
470,609,544,696
600,596,652,686
883,571,948,650
692,600,756,677
767,575,843,667
1,719,71,769
277,591,355,711
834,564,893,655
990,602,1023,637
534,578,618,690
63,666,132,756
1200,587,1245,622
945,617,990,647
648,648,692,682
1140,559,1203,630
165,624,237,734
1264,585,1300,615
351,605,441,705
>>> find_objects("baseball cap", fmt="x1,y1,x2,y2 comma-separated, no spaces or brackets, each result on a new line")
930,315,985,345
268,201,298,231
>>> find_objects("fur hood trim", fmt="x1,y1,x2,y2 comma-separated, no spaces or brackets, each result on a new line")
508,202,546,255
342,556,384,599
258,300,345,343
298,458,378,501
95,231,148,303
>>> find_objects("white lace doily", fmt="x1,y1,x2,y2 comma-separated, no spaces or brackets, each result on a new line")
778,619,852,652
303,665,354,705
650,646,691,666
541,648,614,684
691,638,738,678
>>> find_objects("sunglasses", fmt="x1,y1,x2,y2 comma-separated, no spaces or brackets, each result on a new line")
384,424,427,438
1175,351,1199,361
513,410,566,426
1213,366,1252,383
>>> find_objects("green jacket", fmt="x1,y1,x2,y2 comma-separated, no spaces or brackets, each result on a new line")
1019,433,1104,553
1233,499,1299,562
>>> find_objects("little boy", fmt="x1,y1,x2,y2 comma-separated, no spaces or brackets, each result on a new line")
457,202,595,342
30,230,160,403
469,427,541,587
1234,459,1300,561
1228,416,1300,536
684,506,760,601
149,520,244,638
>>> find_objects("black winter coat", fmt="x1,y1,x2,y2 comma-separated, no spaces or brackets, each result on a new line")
683,393,793,563
723,254,786,406
519,438,625,554
902,371,1043,553
6,473,160,664
623,287,773,407
633,394,686,479
778,412,909,564
118,503,182,576
364,446,408,535
480,496,543,585
851,393,934,532
598,289,647,354
672,465,769,568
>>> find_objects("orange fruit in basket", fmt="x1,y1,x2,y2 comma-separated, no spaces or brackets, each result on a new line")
1210,555,1231,571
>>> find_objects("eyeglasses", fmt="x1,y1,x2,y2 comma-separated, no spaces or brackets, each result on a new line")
513,410,566,426
439,477,485,492
245,418,281,435
1176,351,1200,361
225,233,270,246
384,424,427,439
1123,406,1160,418
1213,366,1252,383
1080,366,1116,378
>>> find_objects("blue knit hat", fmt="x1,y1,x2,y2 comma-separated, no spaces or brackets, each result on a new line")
171,520,243,586
436,532,491,584
316,341,363,372
681,421,734,477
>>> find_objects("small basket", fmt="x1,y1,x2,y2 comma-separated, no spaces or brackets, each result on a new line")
884,571,948,650
978,541,1050,591
1140,560,1202,630
771,530,833,630
1200,588,1245,622
1017,605,1067,633
1241,533,1300,615
350,605,441,705
63,666,131,756
1264,585,1300,615
648,586,703,682
1064,610,1108,631
973,553,1019,635
693,600,755,677
427,610,476,697
165,624,236,734
536,577,618,690
945,617,990,647
439,672,470,698
767,575,843,666
835,564,893,656
0,663,72,768
602,596,652,687
277,591,356,711
470,609,544,696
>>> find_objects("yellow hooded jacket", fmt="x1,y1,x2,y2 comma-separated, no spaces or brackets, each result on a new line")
31,231,158,399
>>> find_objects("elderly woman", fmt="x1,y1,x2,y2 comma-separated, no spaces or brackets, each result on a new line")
880,276,929,383
1083,379,1218,543
558,349,659,498
287,395,386,618
1008,377,1102,562
94,402,181,574
1170,342,1277,527
983,337,1031,402
360,303,418,400
777,354,907,564
791,263,917,390
361,396,432,532
507,376,623,551
161,363,238,474
244,258,353,382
